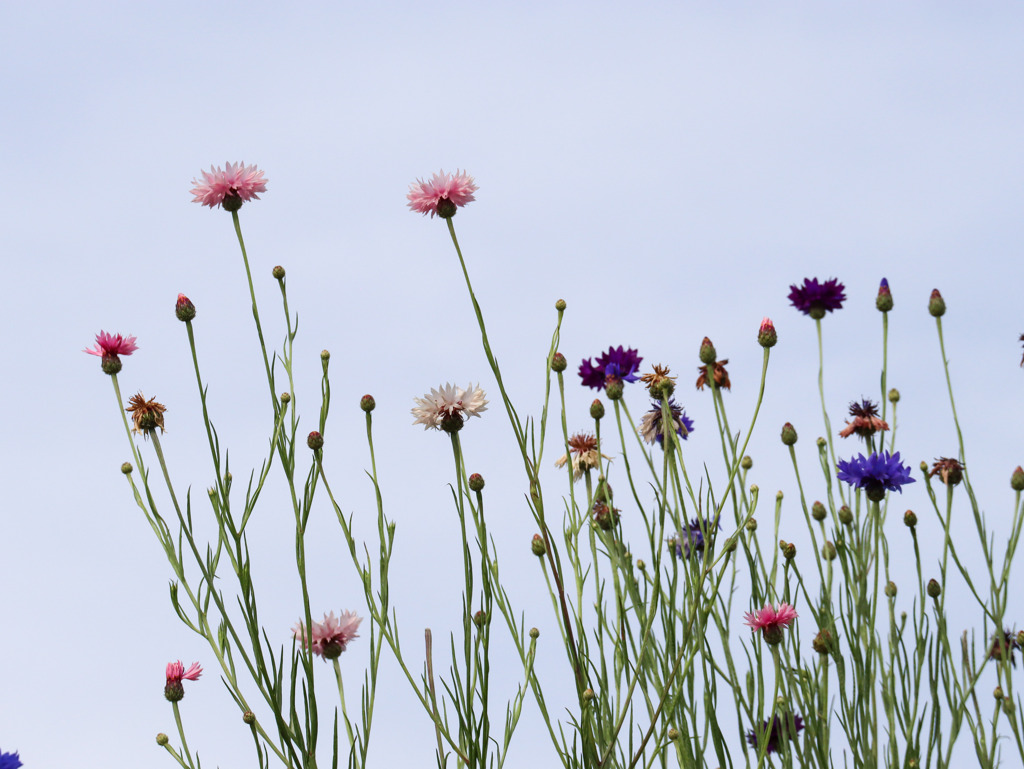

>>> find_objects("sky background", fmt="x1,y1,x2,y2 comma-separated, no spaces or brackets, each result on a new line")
2,1,1023,767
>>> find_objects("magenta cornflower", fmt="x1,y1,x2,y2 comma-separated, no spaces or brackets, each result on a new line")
190,162,267,210
84,330,138,375
294,611,362,661
744,603,798,645
747,712,804,755
788,277,846,319
407,170,478,218
164,660,202,702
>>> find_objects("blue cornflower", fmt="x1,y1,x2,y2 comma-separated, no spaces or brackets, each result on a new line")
579,346,642,391
837,450,915,502
788,278,846,319
638,399,694,445
672,516,719,559
0,750,23,769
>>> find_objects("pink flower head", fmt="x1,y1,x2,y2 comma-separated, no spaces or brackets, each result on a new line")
294,611,362,661
407,170,477,218
757,317,777,348
84,330,138,375
744,603,798,645
190,162,268,210
164,660,202,702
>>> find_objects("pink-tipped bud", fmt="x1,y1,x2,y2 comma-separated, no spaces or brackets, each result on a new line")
360,394,375,412
928,289,946,317
757,317,777,348
590,399,605,420
468,473,485,492
876,278,893,312
175,293,196,322
699,337,717,365
307,431,324,450
551,352,567,372
781,422,798,446
531,534,547,556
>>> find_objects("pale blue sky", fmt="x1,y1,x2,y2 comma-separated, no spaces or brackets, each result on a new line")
2,2,1023,767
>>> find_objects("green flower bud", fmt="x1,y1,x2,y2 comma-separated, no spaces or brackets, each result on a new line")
927,578,941,598
822,541,837,561
551,352,567,372
121,462,133,475
1011,466,1024,491
904,510,917,528
583,688,595,701
885,581,897,598
590,399,605,420
741,455,753,470
156,733,170,746
243,710,256,725
745,518,758,532
781,423,798,445
605,380,624,400
272,265,286,280
838,505,853,525
531,534,546,556
888,388,900,404
320,349,330,361
811,501,827,521
928,289,946,317
307,431,324,450
529,627,539,639
360,394,375,412
667,727,679,741
780,540,796,560
468,473,485,492
555,299,566,312
699,337,717,365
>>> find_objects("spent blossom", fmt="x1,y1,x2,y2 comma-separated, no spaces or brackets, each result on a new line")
930,457,964,486
126,393,167,436
696,360,731,391
838,399,889,440
294,611,362,660
165,660,202,702
744,603,798,645
190,162,267,210
407,170,478,218
788,277,846,319
837,450,915,502
554,432,611,481
411,383,488,433
638,399,693,446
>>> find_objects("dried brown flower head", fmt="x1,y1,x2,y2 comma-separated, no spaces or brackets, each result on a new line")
839,399,889,439
126,393,167,436
640,364,676,392
554,432,611,481
930,457,964,486
696,360,731,391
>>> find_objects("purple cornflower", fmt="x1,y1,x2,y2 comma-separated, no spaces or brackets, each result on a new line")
638,399,694,445
837,450,915,502
579,346,642,391
672,517,719,559
746,713,804,755
0,751,22,769
788,278,846,319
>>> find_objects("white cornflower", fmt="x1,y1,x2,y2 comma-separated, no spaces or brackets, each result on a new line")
411,383,488,433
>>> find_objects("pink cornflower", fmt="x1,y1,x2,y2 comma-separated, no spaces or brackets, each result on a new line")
407,170,477,218
164,660,202,702
294,611,362,661
190,162,267,210
744,603,798,645
84,330,138,375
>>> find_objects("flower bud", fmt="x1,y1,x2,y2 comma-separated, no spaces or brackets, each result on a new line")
919,460,928,473
307,431,324,450
121,462,133,475
636,559,646,570
156,733,170,746
745,518,758,532
531,534,546,556
928,289,946,317
473,610,487,627
243,710,256,724
812,629,833,655
555,298,566,312
1018,630,1024,648
280,392,291,404
320,349,330,361
667,727,679,741
529,627,540,639
741,455,753,470
816,436,827,449
776,490,784,502
1003,699,1015,715
605,380,624,400
875,278,893,312
757,317,777,348
821,541,836,561
927,578,941,598
994,687,1004,700
468,473,485,492
551,352,567,372
1011,466,1024,491
888,388,900,404
885,581,897,598
583,688,595,701
811,501,826,521
699,337,717,365
272,265,286,280
175,293,197,322
590,399,605,420
780,540,796,560
904,510,918,528
360,394,375,412
594,477,613,505
781,423,797,446
838,505,853,525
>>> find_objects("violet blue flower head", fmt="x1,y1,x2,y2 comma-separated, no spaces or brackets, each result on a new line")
0,751,22,769
837,450,915,502
673,516,719,559
578,346,643,391
788,278,846,319
746,712,804,755
638,399,694,445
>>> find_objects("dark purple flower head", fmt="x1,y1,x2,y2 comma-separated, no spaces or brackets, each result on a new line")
0,752,22,769
579,346,642,391
746,713,804,755
638,399,694,445
788,278,846,319
837,450,915,502
673,516,719,559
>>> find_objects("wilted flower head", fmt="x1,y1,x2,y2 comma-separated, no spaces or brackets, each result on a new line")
744,603,798,645
788,277,846,319
696,360,731,391
837,451,915,502
579,346,643,391
294,611,362,660
639,364,676,396
746,712,805,755
191,162,267,210
411,383,488,433
638,399,694,446
838,399,889,440
554,432,611,481
407,170,478,218
988,629,1020,667
126,393,167,436
165,660,202,701
672,517,719,560
930,457,964,486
